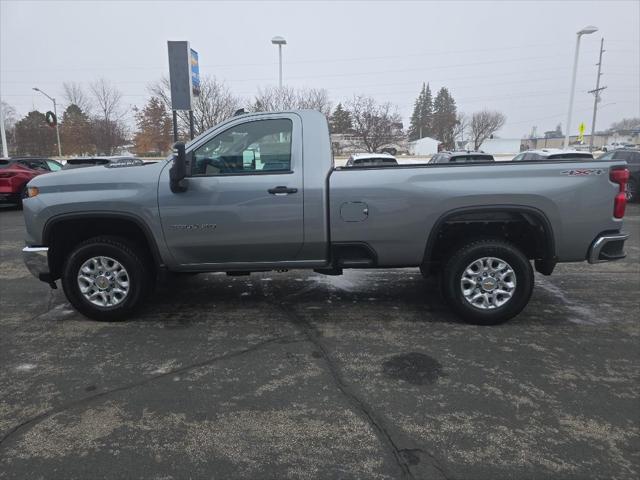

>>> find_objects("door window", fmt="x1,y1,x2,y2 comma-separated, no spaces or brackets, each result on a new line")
192,119,293,176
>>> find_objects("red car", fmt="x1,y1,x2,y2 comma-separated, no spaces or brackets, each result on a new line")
0,157,62,207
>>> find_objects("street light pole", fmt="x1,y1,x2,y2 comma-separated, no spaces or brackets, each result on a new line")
564,25,598,150
271,36,287,89
33,87,62,157
0,100,8,158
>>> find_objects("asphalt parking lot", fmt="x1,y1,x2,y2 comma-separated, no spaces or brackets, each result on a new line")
1,204,639,480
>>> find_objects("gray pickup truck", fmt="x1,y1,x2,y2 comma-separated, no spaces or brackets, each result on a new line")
22,110,630,324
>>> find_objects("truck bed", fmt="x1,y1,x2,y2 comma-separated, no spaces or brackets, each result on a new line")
329,159,625,266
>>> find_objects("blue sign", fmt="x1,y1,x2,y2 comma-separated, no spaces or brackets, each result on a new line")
190,49,200,97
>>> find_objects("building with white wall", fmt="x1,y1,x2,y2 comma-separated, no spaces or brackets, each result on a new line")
408,137,441,155
472,138,522,154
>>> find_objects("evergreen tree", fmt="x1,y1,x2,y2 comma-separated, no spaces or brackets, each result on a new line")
14,111,57,156
409,83,433,141
420,83,433,137
408,85,424,141
329,103,353,134
432,87,458,150
408,83,433,141
61,104,92,155
133,96,172,156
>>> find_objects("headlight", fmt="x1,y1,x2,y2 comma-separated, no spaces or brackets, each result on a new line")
27,186,39,198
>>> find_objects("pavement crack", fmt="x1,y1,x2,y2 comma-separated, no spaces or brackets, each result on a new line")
275,301,418,480
0,334,295,449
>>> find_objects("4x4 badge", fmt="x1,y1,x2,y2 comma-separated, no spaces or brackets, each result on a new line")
561,169,604,176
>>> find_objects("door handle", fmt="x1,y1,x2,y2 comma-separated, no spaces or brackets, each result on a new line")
268,186,298,196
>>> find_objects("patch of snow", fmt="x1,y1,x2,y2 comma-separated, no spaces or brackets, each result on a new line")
311,269,369,292
15,363,37,372
536,277,604,325
39,303,76,321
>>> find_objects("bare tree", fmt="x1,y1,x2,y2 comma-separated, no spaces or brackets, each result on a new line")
90,78,123,123
609,117,640,132
89,78,126,154
295,88,332,116
149,75,241,138
469,109,506,150
253,86,332,116
62,82,92,113
452,112,468,147
346,95,403,153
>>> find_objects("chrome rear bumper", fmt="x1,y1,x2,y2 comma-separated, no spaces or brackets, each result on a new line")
587,232,629,264
22,246,50,280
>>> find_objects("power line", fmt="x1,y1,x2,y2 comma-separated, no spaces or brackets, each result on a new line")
0,42,564,73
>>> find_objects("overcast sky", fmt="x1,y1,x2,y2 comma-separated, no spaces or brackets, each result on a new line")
1,0,639,138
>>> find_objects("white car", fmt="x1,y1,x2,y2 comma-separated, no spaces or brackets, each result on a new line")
602,142,636,152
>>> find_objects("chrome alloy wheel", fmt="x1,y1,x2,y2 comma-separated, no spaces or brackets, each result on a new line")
77,256,130,307
460,256,516,310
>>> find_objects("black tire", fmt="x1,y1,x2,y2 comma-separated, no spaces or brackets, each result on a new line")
17,185,28,209
441,239,534,325
419,264,430,279
61,236,151,321
627,178,638,203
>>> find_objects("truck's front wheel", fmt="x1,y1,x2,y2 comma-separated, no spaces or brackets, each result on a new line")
61,236,150,321
441,239,533,325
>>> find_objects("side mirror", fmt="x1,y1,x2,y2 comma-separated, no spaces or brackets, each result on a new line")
169,142,188,193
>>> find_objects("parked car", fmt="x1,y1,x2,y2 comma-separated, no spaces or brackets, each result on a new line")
4,157,63,172
0,157,62,207
512,149,594,161
598,149,640,202
345,153,398,167
22,110,630,325
430,151,495,163
63,156,143,170
602,143,637,152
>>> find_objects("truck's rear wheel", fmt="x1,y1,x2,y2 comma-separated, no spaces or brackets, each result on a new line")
61,236,150,321
441,239,533,325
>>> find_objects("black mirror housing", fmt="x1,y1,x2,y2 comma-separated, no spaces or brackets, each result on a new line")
170,142,188,193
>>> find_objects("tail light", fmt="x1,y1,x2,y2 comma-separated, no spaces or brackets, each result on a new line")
610,167,629,219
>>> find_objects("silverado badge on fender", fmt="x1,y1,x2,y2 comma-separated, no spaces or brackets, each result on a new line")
169,224,217,230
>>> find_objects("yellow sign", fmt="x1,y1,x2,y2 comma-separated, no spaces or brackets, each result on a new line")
578,122,586,142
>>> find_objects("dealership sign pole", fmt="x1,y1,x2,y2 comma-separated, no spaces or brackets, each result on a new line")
168,41,200,142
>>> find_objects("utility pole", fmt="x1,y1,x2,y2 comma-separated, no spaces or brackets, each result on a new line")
588,37,607,152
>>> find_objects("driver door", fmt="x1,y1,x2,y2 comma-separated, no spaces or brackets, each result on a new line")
158,114,304,267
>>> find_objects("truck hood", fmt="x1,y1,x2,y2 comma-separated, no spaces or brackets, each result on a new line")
29,160,169,192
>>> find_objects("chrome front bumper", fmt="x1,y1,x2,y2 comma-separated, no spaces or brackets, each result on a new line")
587,232,629,264
22,246,50,280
